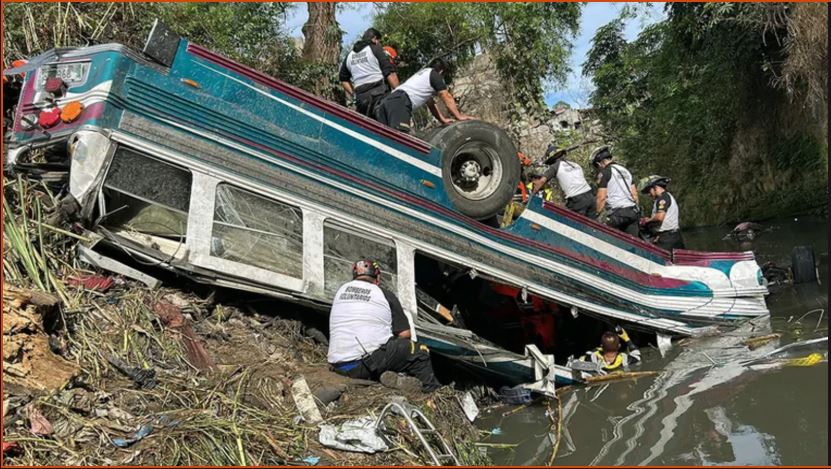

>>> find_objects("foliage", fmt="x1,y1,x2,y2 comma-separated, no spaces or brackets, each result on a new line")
583,3,827,225
373,2,581,116
1,3,335,93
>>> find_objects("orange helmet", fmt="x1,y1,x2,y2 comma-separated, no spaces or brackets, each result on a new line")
383,46,399,65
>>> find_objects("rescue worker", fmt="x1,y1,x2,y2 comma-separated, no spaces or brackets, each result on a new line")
592,146,640,236
639,175,685,250
375,57,473,133
339,28,400,118
327,259,441,392
383,46,401,68
501,153,542,227
525,164,555,202
581,327,641,373
530,144,597,218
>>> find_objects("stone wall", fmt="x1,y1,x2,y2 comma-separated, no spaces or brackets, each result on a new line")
445,53,602,162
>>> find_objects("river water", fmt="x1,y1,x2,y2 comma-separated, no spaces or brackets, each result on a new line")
477,216,829,466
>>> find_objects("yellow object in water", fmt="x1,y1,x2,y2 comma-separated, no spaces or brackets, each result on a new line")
785,353,824,367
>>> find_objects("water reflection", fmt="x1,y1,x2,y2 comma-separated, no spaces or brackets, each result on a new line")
694,406,780,465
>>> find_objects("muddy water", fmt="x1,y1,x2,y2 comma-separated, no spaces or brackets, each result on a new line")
478,217,828,466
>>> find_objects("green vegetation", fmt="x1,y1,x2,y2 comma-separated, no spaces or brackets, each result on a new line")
373,2,581,117
1,3,328,93
583,3,828,226
3,2,826,226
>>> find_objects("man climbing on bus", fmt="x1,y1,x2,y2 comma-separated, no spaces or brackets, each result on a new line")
529,144,597,218
375,57,473,133
592,146,640,237
328,259,442,393
339,28,400,118
580,327,641,373
639,175,686,251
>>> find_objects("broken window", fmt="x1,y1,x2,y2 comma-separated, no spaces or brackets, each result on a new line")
413,250,600,361
211,184,303,277
101,147,190,238
323,223,397,299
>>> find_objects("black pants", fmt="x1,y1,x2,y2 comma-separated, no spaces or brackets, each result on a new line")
334,337,441,392
375,90,413,133
566,191,597,219
654,230,685,251
607,206,640,237
354,81,388,118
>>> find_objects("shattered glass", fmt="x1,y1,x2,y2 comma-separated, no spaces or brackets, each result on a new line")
104,147,191,211
102,190,188,237
102,148,191,238
211,184,303,277
323,224,397,299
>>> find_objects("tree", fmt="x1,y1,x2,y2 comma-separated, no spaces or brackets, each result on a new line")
2,3,316,91
373,2,581,117
301,2,343,98
301,2,341,65
583,3,828,226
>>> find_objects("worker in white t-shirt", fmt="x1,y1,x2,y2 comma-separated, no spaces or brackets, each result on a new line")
529,144,597,218
375,57,474,133
328,259,441,392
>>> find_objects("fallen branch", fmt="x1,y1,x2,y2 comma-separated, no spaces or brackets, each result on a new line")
546,396,562,465
584,371,658,385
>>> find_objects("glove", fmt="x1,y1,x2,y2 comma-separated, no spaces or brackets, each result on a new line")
615,325,631,343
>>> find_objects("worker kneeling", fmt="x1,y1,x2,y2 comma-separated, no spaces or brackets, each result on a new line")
328,259,442,393
581,327,641,373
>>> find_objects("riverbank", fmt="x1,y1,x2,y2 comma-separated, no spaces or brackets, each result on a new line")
2,280,490,466
2,180,491,466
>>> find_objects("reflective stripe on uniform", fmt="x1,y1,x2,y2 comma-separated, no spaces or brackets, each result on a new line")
588,348,628,371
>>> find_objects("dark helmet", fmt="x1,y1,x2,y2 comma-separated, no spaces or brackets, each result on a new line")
429,57,449,74
542,144,567,165
639,175,671,194
590,145,612,168
352,259,381,280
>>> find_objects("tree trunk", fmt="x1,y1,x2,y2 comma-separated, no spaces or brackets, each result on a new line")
301,2,342,98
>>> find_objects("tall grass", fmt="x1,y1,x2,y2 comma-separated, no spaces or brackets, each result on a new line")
3,177,73,305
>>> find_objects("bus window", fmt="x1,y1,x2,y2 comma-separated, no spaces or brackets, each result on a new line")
323,223,397,299
211,183,304,278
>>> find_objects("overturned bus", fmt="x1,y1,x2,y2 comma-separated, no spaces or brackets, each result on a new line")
3,22,769,393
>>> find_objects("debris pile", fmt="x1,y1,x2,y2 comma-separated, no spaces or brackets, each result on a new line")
2,178,491,466
3,286,79,392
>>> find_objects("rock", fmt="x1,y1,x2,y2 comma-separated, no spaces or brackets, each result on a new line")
313,384,346,406
26,405,53,436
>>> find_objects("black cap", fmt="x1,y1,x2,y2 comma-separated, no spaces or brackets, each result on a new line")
543,144,567,165
639,175,671,194
590,145,612,167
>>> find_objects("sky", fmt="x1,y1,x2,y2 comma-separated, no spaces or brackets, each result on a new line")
285,2,666,108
